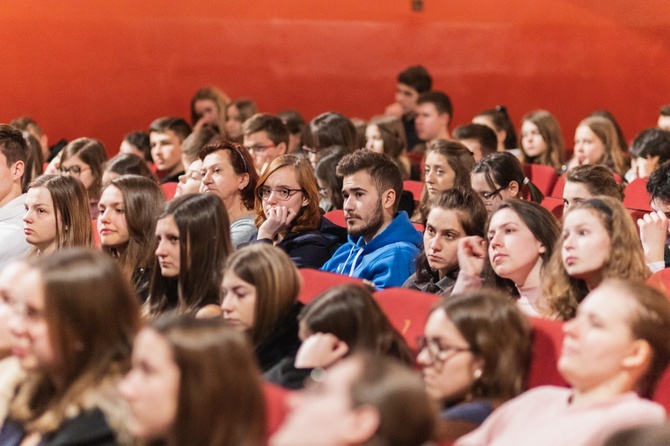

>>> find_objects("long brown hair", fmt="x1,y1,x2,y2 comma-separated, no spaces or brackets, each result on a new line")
150,316,265,446
10,249,140,436
61,137,108,200
254,154,321,233
223,244,301,345
28,174,93,254
544,197,650,320
520,109,565,169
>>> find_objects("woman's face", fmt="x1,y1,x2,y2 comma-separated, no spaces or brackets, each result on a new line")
175,159,203,198
520,121,548,158
424,151,455,198
562,181,592,214
155,215,181,278
470,172,517,215
201,151,246,208
23,186,60,254
561,208,610,285
487,208,546,286
221,271,257,332
225,105,243,139
423,208,465,276
60,154,94,190
9,269,59,374
417,309,481,402
194,99,219,127
261,166,309,222
119,328,180,441
0,262,29,355
573,125,606,167
365,124,384,154
558,284,638,391
98,185,130,249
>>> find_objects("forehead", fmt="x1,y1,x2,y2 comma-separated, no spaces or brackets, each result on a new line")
417,102,439,115
563,208,604,228
425,151,449,166
342,170,376,192
265,166,300,188
563,181,591,198
244,131,272,145
521,120,539,132
100,185,123,202
60,154,85,167
471,172,496,190
580,284,635,324
194,99,217,110
651,198,670,213
186,159,203,173
575,125,596,138
425,308,467,342
156,215,178,232
426,207,463,231
489,207,525,228
27,186,53,204
396,83,418,95
150,130,179,143
202,150,231,167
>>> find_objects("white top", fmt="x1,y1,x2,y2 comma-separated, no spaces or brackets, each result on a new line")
0,194,30,269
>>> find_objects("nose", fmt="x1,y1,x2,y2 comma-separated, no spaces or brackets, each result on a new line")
8,307,25,339
118,370,137,401
155,239,167,257
265,191,279,206
99,208,111,224
22,209,32,224
220,294,234,312
416,345,432,366
343,195,354,212
202,169,213,184
365,139,373,151
562,317,579,338
563,232,575,250
489,230,503,249
427,236,441,253
425,169,435,184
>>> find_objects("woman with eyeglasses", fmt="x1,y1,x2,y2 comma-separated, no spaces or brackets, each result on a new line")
59,137,108,218
251,154,339,269
419,290,532,442
470,152,544,215
457,280,669,446
199,141,259,248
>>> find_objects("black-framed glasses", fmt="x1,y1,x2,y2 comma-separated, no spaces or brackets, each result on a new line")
479,185,507,201
417,336,471,363
257,186,303,201
59,165,90,176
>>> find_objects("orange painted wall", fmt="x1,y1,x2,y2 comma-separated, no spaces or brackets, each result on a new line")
1,1,669,153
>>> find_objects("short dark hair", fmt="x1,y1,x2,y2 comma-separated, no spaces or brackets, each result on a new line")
149,117,192,142
278,110,306,135
474,106,518,149
10,116,44,137
303,112,358,153
629,128,670,163
336,150,403,213
0,123,30,166
123,131,151,161
453,124,498,158
417,91,453,118
660,105,670,117
397,65,432,93
647,159,670,202
242,113,289,146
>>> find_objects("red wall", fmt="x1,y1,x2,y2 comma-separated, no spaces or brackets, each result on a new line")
2,0,669,153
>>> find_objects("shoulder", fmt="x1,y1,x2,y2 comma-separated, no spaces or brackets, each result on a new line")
41,408,119,446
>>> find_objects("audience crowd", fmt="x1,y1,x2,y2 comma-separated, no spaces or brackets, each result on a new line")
0,64,670,445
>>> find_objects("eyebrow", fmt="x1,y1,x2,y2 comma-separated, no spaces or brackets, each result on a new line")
488,221,517,234
343,187,367,193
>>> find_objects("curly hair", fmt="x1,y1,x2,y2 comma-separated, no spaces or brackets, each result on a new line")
544,196,650,320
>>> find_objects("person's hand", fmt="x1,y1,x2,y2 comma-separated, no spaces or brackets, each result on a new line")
192,116,208,132
44,149,63,175
384,102,404,118
295,333,349,368
638,210,669,263
457,236,487,277
257,206,298,240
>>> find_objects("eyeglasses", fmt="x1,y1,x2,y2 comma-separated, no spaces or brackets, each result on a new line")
416,336,471,363
59,165,90,176
257,186,303,201
478,185,507,201
245,143,275,153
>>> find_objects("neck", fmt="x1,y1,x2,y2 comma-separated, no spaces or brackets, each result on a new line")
510,256,544,289
432,129,451,142
570,374,635,407
0,184,22,208
226,196,253,222
39,242,58,256
585,270,604,291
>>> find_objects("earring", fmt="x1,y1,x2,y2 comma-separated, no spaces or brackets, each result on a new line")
474,369,482,379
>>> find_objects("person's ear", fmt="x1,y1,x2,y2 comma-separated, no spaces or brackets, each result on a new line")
622,339,651,371
237,172,249,191
344,405,380,444
381,189,396,211
277,142,287,156
12,161,25,181
508,180,520,198
538,243,546,254
301,193,310,207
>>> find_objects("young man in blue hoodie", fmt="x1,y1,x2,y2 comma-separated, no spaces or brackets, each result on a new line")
321,150,422,289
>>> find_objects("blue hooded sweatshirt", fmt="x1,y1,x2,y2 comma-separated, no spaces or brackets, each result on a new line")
321,211,422,289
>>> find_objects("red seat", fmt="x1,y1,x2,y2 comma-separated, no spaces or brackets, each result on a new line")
263,382,292,437
298,268,366,304
550,174,566,198
373,287,440,353
540,196,564,219
523,163,558,197
161,182,178,201
647,268,670,297
323,209,345,228
528,317,569,389
652,367,670,412
403,180,424,202
623,178,652,212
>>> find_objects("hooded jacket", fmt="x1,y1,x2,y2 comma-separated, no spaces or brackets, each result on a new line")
321,211,422,289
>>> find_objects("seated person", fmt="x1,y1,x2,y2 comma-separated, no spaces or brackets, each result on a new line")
270,353,436,446
658,104,670,131
457,279,670,446
453,123,498,162
321,150,422,289
149,117,192,183
242,113,288,173
384,65,432,150
562,164,624,214
640,160,670,269
626,127,670,181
